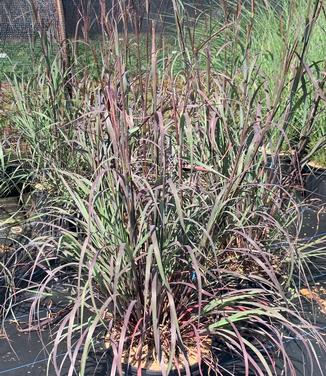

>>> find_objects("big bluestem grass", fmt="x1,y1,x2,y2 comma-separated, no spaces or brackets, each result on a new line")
0,1,326,375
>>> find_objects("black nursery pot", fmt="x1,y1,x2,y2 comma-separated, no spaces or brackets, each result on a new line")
106,351,205,376
263,152,326,203
0,160,31,198
263,153,293,184
303,163,326,203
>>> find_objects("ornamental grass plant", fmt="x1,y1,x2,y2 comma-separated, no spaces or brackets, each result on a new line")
1,1,326,375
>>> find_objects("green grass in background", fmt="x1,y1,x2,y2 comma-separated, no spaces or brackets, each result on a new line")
186,0,325,166
249,0,326,165
0,41,42,80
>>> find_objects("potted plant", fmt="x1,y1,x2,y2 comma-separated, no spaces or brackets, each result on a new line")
3,1,326,375
20,59,326,375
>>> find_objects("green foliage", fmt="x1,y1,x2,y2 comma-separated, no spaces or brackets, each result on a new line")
195,0,326,165
244,0,326,164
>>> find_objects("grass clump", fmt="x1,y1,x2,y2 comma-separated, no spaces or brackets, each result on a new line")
194,0,326,166
0,1,326,375
246,0,326,166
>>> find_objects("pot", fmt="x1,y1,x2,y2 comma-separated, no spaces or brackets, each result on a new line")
260,149,293,185
261,149,326,203
106,350,207,376
303,162,326,203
